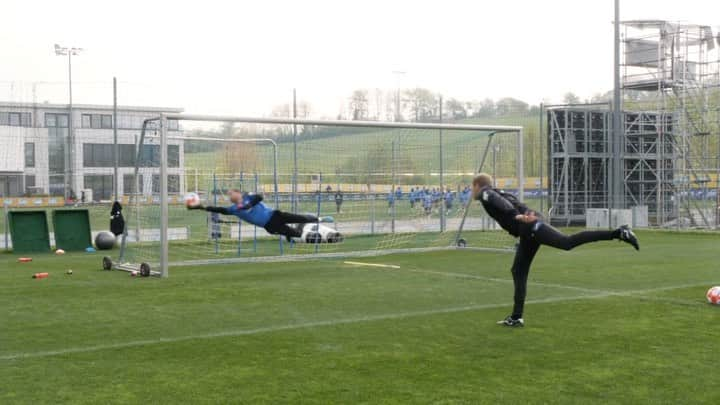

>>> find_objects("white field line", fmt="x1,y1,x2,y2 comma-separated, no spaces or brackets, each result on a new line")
343,261,401,269
345,264,714,306
400,267,602,294
0,294,606,362
631,295,707,306
346,264,713,299
0,282,711,362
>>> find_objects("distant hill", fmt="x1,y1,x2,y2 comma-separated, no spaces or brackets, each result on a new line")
183,113,545,185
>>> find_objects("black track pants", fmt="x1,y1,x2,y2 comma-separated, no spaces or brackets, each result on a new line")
263,211,319,237
510,222,616,318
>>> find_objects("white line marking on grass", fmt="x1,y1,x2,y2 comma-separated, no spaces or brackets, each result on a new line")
631,295,706,307
345,263,717,308
348,265,716,299
346,264,603,294
343,261,401,269
0,282,711,362
405,268,602,294
0,294,607,362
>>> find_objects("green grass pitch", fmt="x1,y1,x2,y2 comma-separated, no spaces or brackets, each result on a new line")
1,230,719,404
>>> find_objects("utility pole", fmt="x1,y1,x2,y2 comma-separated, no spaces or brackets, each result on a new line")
113,77,119,201
392,71,406,121
292,88,298,213
439,95,445,232
54,44,83,200
612,0,623,210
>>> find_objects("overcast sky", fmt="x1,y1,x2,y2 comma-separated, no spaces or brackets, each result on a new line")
1,0,718,118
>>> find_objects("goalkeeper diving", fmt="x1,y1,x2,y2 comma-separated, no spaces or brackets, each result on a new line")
187,189,333,241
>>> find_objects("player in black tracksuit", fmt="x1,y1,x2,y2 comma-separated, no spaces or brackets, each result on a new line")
472,173,639,327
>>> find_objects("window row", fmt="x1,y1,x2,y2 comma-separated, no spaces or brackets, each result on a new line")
45,113,69,128
23,136,73,176
81,114,113,129
122,174,181,194
114,116,179,130
83,143,180,168
1,112,179,130
0,174,37,197
83,174,182,201
0,112,32,127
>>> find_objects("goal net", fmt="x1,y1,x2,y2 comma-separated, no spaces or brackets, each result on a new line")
110,115,525,277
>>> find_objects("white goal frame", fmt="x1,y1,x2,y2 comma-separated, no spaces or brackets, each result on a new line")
149,114,523,278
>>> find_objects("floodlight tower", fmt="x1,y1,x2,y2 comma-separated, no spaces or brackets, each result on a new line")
392,70,406,122
611,0,624,211
54,44,83,200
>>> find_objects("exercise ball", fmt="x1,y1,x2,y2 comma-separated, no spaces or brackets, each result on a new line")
95,231,117,250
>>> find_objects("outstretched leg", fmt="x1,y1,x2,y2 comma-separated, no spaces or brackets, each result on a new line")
275,224,302,238
272,210,319,224
263,221,302,237
263,211,311,241
532,222,623,251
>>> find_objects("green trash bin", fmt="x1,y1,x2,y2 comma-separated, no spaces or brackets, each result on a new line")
8,211,51,253
52,209,92,252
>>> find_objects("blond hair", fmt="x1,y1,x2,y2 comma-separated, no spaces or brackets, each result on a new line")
472,173,493,188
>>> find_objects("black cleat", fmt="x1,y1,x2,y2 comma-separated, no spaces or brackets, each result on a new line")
497,316,524,327
618,225,639,251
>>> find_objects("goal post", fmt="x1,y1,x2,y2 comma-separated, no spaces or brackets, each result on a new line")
114,130,283,278
157,132,283,278
110,113,524,278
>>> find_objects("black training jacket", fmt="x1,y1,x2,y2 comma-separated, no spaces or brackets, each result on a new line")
477,186,530,237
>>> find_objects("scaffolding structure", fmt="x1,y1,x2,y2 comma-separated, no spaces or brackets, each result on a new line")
548,20,720,228
548,105,612,225
548,106,676,226
622,20,720,227
622,110,675,223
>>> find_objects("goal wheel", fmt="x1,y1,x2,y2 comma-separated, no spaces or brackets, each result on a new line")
456,238,467,248
102,256,113,271
306,232,322,244
140,263,151,277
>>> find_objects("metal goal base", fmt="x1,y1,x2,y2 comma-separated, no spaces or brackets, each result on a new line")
102,256,160,277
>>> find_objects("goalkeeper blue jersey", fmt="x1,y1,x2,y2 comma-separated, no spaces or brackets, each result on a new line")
226,199,275,227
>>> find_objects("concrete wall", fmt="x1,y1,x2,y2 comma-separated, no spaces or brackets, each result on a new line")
0,126,25,172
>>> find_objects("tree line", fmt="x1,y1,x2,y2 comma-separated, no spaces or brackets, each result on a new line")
266,88,618,124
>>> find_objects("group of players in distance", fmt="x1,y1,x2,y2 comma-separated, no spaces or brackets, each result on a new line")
185,173,643,327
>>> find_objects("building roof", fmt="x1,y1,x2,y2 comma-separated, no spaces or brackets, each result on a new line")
0,101,183,113
622,19,712,31
621,20,671,29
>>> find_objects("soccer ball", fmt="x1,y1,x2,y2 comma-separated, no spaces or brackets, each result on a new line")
706,286,720,305
184,192,200,208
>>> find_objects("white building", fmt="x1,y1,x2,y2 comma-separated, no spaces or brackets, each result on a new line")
0,101,184,201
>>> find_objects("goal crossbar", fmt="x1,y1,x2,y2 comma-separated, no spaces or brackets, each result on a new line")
145,113,524,278
159,113,523,133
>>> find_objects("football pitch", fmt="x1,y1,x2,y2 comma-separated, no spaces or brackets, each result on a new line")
1,230,718,404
